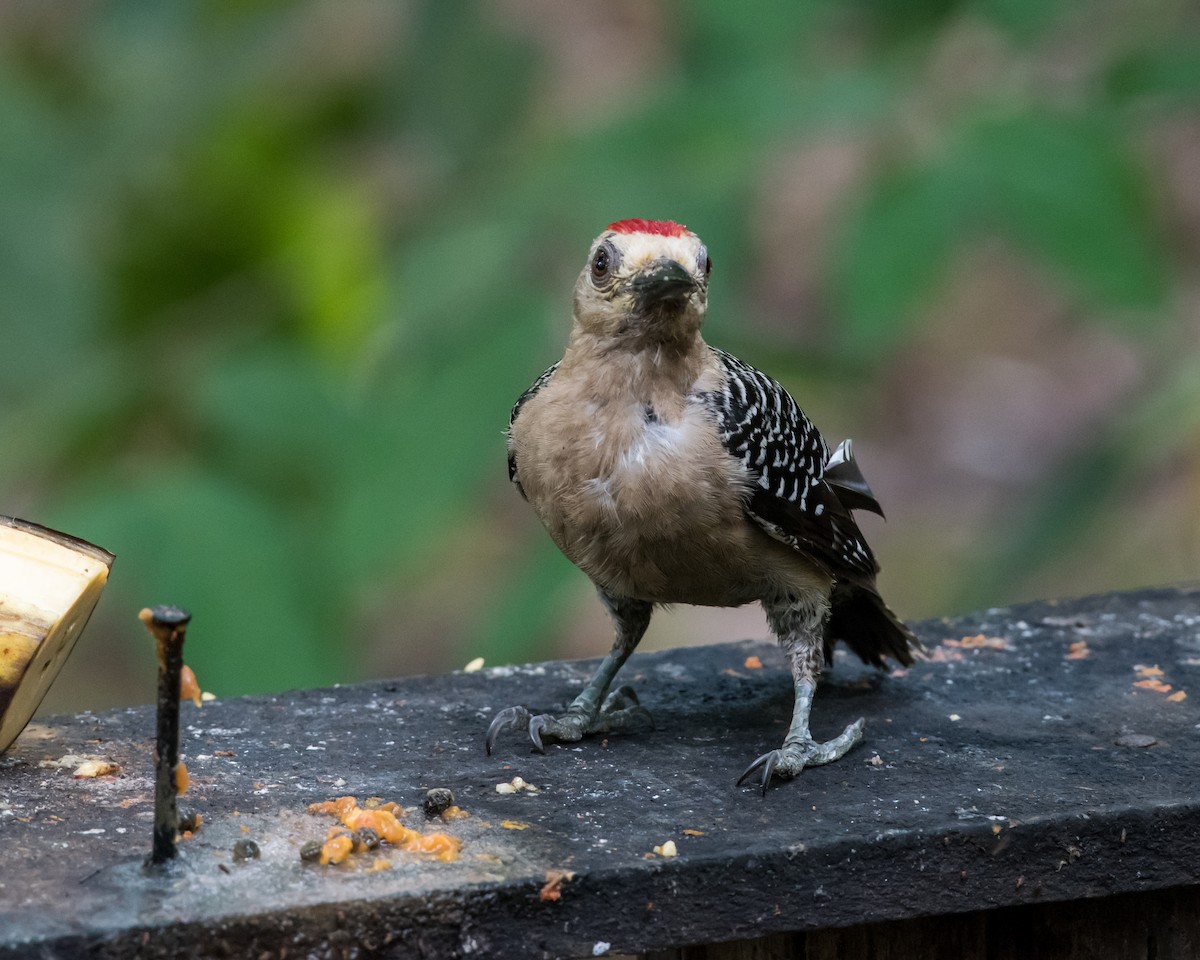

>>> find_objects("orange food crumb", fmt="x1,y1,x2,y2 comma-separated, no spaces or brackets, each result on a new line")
1065,641,1090,660
744,656,763,670
180,665,202,707
309,796,359,819
175,762,189,795
310,796,462,863
412,832,462,861
1134,679,1172,693
442,805,470,820
320,834,354,865
539,868,575,902
1135,665,1165,678
343,807,405,844
500,819,530,830
953,635,1011,650
1168,690,1188,703
682,829,705,836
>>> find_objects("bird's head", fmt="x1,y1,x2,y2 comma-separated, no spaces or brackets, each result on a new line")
572,219,711,345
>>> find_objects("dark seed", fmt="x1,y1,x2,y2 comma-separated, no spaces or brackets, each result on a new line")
352,827,380,851
300,841,323,862
424,787,455,819
178,810,201,832
232,839,261,861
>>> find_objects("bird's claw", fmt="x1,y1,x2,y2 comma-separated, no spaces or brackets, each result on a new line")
485,685,655,756
485,705,532,756
528,715,549,753
736,749,781,796
595,685,655,733
736,717,866,795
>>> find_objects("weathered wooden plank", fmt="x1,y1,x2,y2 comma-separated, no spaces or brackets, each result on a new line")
647,884,1200,960
1,587,1198,958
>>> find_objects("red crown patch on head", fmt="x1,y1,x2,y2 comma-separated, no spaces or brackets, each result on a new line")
606,219,691,238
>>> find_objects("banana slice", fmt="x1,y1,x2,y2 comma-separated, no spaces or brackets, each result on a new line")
0,517,114,754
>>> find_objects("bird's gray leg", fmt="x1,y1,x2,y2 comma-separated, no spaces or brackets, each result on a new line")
486,592,653,755
738,593,864,794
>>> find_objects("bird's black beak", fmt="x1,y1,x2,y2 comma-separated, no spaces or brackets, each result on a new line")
632,259,695,310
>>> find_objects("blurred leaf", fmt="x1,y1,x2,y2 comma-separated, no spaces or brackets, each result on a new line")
792,68,901,130
1107,42,1200,107
52,471,340,696
394,0,536,160
972,0,1075,38
327,294,553,588
196,345,351,502
837,112,1166,358
0,72,100,401
835,168,968,356
955,114,1166,310
960,352,1200,608
392,220,532,354
0,351,131,494
846,0,964,41
273,175,387,363
468,540,583,666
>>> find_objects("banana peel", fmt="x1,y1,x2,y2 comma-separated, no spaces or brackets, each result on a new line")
0,516,114,754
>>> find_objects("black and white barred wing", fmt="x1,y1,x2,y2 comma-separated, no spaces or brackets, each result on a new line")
507,361,559,498
703,348,880,582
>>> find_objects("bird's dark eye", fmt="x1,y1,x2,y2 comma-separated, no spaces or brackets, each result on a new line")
704,255,713,278
591,242,617,284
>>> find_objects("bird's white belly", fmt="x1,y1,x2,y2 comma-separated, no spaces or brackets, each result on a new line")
559,411,774,605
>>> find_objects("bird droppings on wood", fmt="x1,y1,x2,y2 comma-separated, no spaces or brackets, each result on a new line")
1,588,1199,959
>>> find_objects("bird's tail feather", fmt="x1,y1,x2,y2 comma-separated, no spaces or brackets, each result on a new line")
825,583,924,669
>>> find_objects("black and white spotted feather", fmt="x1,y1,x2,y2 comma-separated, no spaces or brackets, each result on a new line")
700,348,879,584
507,361,559,498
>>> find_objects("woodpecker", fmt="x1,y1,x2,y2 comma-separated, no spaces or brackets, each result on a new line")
488,218,920,793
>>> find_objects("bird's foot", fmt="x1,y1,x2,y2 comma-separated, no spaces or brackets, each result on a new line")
736,717,865,795
485,685,653,755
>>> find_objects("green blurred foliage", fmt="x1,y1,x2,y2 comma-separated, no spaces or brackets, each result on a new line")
1,0,1198,705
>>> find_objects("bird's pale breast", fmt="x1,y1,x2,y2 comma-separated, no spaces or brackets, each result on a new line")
512,377,827,606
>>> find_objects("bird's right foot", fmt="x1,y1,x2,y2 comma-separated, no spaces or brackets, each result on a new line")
485,686,653,755
736,717,865,795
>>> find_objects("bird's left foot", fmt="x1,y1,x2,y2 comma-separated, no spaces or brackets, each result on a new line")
736,718,865,795
485,685,653,755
